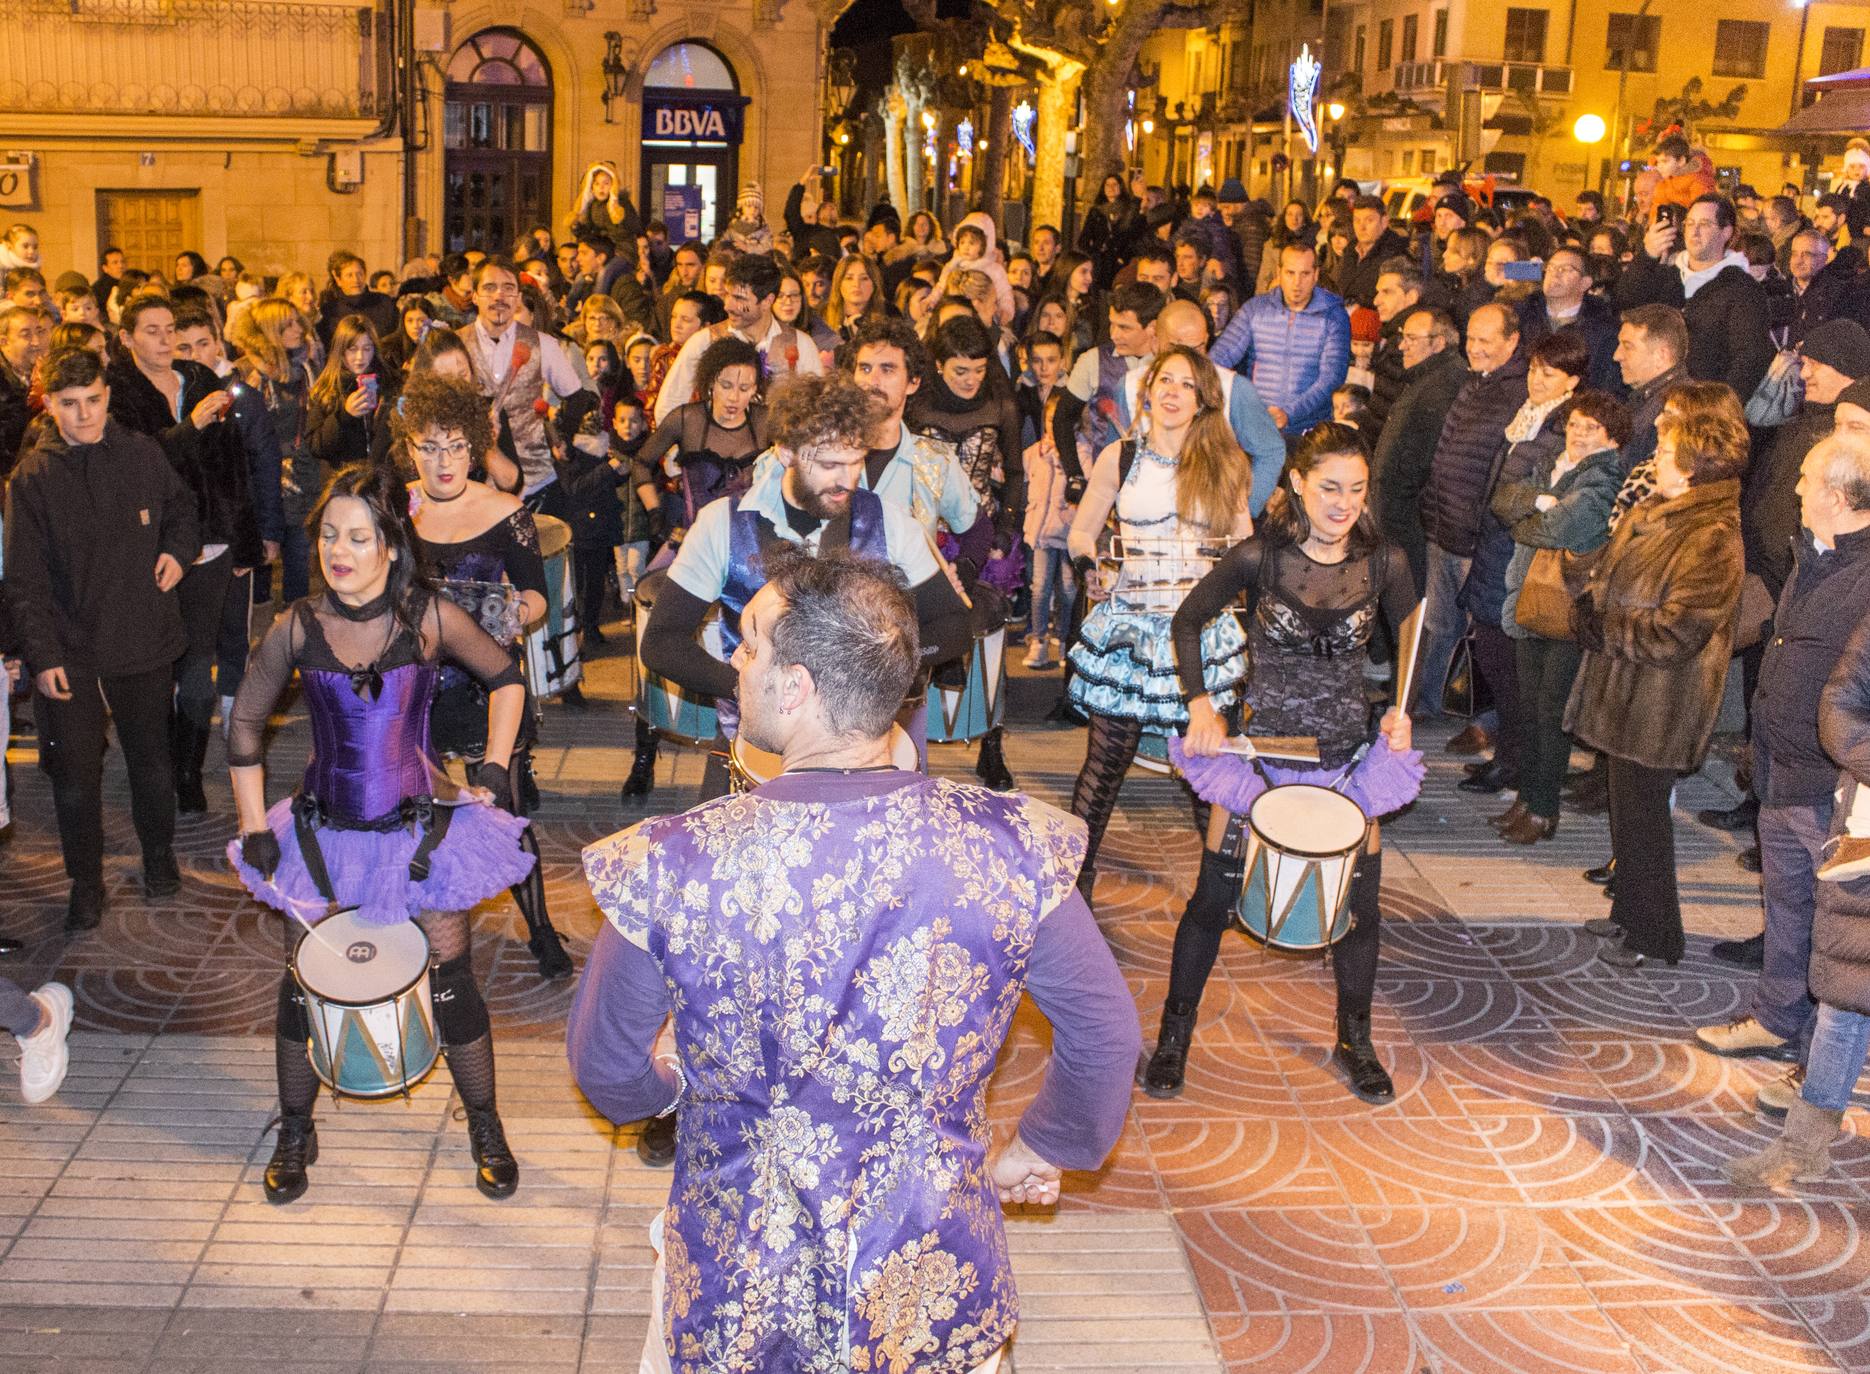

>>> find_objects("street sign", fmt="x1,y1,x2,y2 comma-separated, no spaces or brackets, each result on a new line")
661,185,703,241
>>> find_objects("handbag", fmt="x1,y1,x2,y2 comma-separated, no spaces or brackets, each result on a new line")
1745,349,1805,429
1441,630,1476,717
1513,547,1577,641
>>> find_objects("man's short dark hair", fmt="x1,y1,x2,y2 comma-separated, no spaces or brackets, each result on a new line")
648,220,670,238
171,303,217,335
1376,257,1424,295
1820,193,1851,219
327,250,365,279
118,294,175,335
1132,244,1173,272
1767,195,1801,228
576,231,616,260
1621,303,1689,364
1033,224,1061,243
1280,238,1320,263
724,253,782,302
838,314,930,384
798,253,837,281
1576,190,1606,213
1109,282,1167,326
761,545,920,740
4,268,44,292
673,289,726,326
1351,194,1387,216
470,256,520,291
439,252,472,284
1692,194,1737,232
1654,134,1691,161
1547,243,1592,277
1408,306,1460,349
42,345,106,393
98,244,124,267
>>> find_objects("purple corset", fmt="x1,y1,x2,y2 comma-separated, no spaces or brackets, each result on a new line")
300,662,439,824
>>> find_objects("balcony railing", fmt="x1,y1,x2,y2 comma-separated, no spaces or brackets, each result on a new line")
0,0,386,122
1391,58,1573,98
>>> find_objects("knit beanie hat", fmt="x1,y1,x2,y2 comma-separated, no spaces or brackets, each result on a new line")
1217,178,1248,205
867,203,901,234
1349,306,1382,344
1805,318,1870,380
737,181,763,218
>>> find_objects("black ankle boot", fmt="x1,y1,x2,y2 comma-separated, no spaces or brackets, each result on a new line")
142,850,182,899
264,1114,318,1204
638,1111,678,1167
466,1107,519,1198
1140,999,1198,1098
527,928,574,980
621,738,658,799
173,715,212,816
65,881,106,933
974,728,1015,791
1333,1009,1395,1104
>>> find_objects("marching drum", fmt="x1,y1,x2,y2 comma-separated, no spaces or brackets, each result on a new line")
727,725,920,792
292,910,440,1100
524,514,583,700
1132,730,1173,776
437,578,528,648
1234,784,1369,952
926,626,1008,745
633,572,720,746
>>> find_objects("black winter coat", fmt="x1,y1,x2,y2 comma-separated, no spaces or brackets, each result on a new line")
1745,402,1836,598
0,359,31,477
1778,261,1859,348
1753,525,1870,807
317,290,400,351
1612,254,1774,403
1371,347,1468,587
1366,315,1409,436
1518,292,1622,394
1335,229,1412,309
1812,610,1870,1013
1420,353,1530,558
106,358,265,565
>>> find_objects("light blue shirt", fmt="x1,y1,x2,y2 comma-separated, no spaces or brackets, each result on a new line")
668,453,943,606
861,424,980,538
1215,364,1289,516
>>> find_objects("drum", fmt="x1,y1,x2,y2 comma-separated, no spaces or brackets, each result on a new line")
633,574,720,746
524,514,582,699
292,910,439,1100
1234,784,1369,952
728,726,919,792
926,626,1007,745
437,578,528,647
1132,730,1173,776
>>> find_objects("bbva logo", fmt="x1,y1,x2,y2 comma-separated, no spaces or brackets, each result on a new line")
654,107,727,138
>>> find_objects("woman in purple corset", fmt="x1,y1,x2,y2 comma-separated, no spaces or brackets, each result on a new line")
225,464,534,1205
1149,424,1425,1105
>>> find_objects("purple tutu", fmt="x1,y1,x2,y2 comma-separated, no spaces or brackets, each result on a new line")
1168,735,1425,821
226,796,535,927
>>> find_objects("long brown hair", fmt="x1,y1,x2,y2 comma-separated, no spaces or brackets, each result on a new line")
310,314,380,410
824,254,886,331
1139,344,1250,533
1257,421,1380,555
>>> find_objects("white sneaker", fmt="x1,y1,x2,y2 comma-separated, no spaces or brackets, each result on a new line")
18,983,73,1104
1022,639,1052,670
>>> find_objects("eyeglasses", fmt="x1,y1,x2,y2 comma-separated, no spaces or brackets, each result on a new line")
413,439,472,460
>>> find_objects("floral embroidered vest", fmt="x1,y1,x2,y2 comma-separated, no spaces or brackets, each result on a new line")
583,777,1087,1374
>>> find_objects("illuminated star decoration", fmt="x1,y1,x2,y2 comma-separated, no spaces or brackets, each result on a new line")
957,118,974,158
1290,44,1321,154
1012,100,1036,161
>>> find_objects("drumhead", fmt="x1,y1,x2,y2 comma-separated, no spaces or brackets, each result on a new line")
294,910,432,1005
1248,784,1367,855
731,725,919,787
535,513,572,559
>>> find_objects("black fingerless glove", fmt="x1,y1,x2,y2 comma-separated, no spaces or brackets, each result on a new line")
474,761,514,813
241,830,282,879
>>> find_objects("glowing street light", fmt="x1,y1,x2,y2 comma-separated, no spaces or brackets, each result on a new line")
1574,112,1607,144
1326,100,1346,122
1141,118,1154,134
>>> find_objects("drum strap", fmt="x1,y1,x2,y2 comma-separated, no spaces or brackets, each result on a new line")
291,794,339,906
290,792,456,898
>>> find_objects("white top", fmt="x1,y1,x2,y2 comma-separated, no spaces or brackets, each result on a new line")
652,315,826,425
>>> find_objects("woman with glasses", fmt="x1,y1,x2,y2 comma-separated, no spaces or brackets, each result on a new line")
400,375,573,981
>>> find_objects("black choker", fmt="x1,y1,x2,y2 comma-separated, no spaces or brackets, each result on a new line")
325,587,395,622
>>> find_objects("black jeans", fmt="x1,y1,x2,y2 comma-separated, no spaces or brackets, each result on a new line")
1470,622,1522,775
1606,754,1685,961
1513,635,1583,819
215,567,255,703
35,664,176,888
174,555,235,728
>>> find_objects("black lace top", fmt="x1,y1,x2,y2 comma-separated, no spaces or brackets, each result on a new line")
1173,536,1417,765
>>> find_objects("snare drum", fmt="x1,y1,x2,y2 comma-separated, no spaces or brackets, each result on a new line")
1234,784,1369,952
292,910,440,1099
728,725,919,792
524,514,582,699
926,626,1007,745
633,573,720,746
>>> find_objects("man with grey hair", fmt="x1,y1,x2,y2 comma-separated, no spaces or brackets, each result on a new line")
572,546,1137,1374
1695,428,1870,1119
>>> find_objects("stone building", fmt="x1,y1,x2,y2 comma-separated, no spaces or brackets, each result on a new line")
0,0,836,280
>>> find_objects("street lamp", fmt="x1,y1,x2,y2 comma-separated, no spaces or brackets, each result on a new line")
1574,113,1607,144
1326,100,1345,122
600,32,628,124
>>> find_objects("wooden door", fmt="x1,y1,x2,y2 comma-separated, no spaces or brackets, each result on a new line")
95,190,202,272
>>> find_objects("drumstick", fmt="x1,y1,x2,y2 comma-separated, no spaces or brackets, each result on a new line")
1391,598,1429,720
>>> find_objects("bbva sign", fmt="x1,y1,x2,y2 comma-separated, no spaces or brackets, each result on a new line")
642,100,743,141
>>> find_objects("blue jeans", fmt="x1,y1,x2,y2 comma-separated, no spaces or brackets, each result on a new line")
1752,799,1830,1057
1411,542,1472,719
1803,1002,1870,1110
1029,546,1075,643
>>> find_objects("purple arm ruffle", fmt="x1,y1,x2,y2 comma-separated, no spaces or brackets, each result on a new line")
1167,735,1425,821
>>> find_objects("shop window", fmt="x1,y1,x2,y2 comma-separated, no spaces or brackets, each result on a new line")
1606,13,1661,73
1503,9,1548,64
1713,20,1768,79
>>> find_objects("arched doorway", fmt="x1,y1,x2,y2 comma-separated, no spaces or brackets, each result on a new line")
442,28,553,255
638,42,748,245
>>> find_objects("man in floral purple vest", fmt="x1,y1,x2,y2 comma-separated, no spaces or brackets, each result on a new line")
571,547,1137,1374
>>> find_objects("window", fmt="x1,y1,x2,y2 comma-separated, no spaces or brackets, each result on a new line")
1605,13,1660,72
1433,9,1448,58
1401,14,1419,64
1354,25,1366,75
1401,150,1416,174
1377,18,1394,71
1503,9,1548,64
1713,19,1768,78
1821,27,1864,77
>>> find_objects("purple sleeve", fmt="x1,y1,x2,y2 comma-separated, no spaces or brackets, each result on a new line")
565,922,679,1124
1015,892,1140,1171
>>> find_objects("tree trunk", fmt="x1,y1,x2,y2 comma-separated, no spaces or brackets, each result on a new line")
1074,5,1161,224
883,93,908,214
977,84,1013,225
903,96,926,214
1030,75,1076,239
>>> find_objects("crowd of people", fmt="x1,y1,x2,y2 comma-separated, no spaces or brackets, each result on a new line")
4,133,1870,1364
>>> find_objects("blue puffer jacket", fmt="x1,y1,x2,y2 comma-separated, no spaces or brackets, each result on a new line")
1210,284,1351,434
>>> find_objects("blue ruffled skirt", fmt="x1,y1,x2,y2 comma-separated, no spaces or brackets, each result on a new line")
227,797,535,926
1068,606,1247,729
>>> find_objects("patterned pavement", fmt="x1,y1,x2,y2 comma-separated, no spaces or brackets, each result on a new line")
0,612,1865,1373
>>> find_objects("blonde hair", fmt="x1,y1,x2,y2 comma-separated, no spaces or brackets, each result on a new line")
229,297,301,379
1140,344,1251,532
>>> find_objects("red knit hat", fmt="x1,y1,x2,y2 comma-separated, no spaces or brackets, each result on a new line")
1349,306,1382,344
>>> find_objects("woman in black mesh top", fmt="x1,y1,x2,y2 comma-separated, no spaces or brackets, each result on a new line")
1152,423,1424,1105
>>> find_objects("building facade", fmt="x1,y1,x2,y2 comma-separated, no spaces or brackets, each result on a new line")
0,0,837,281
1135,0,1870,207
